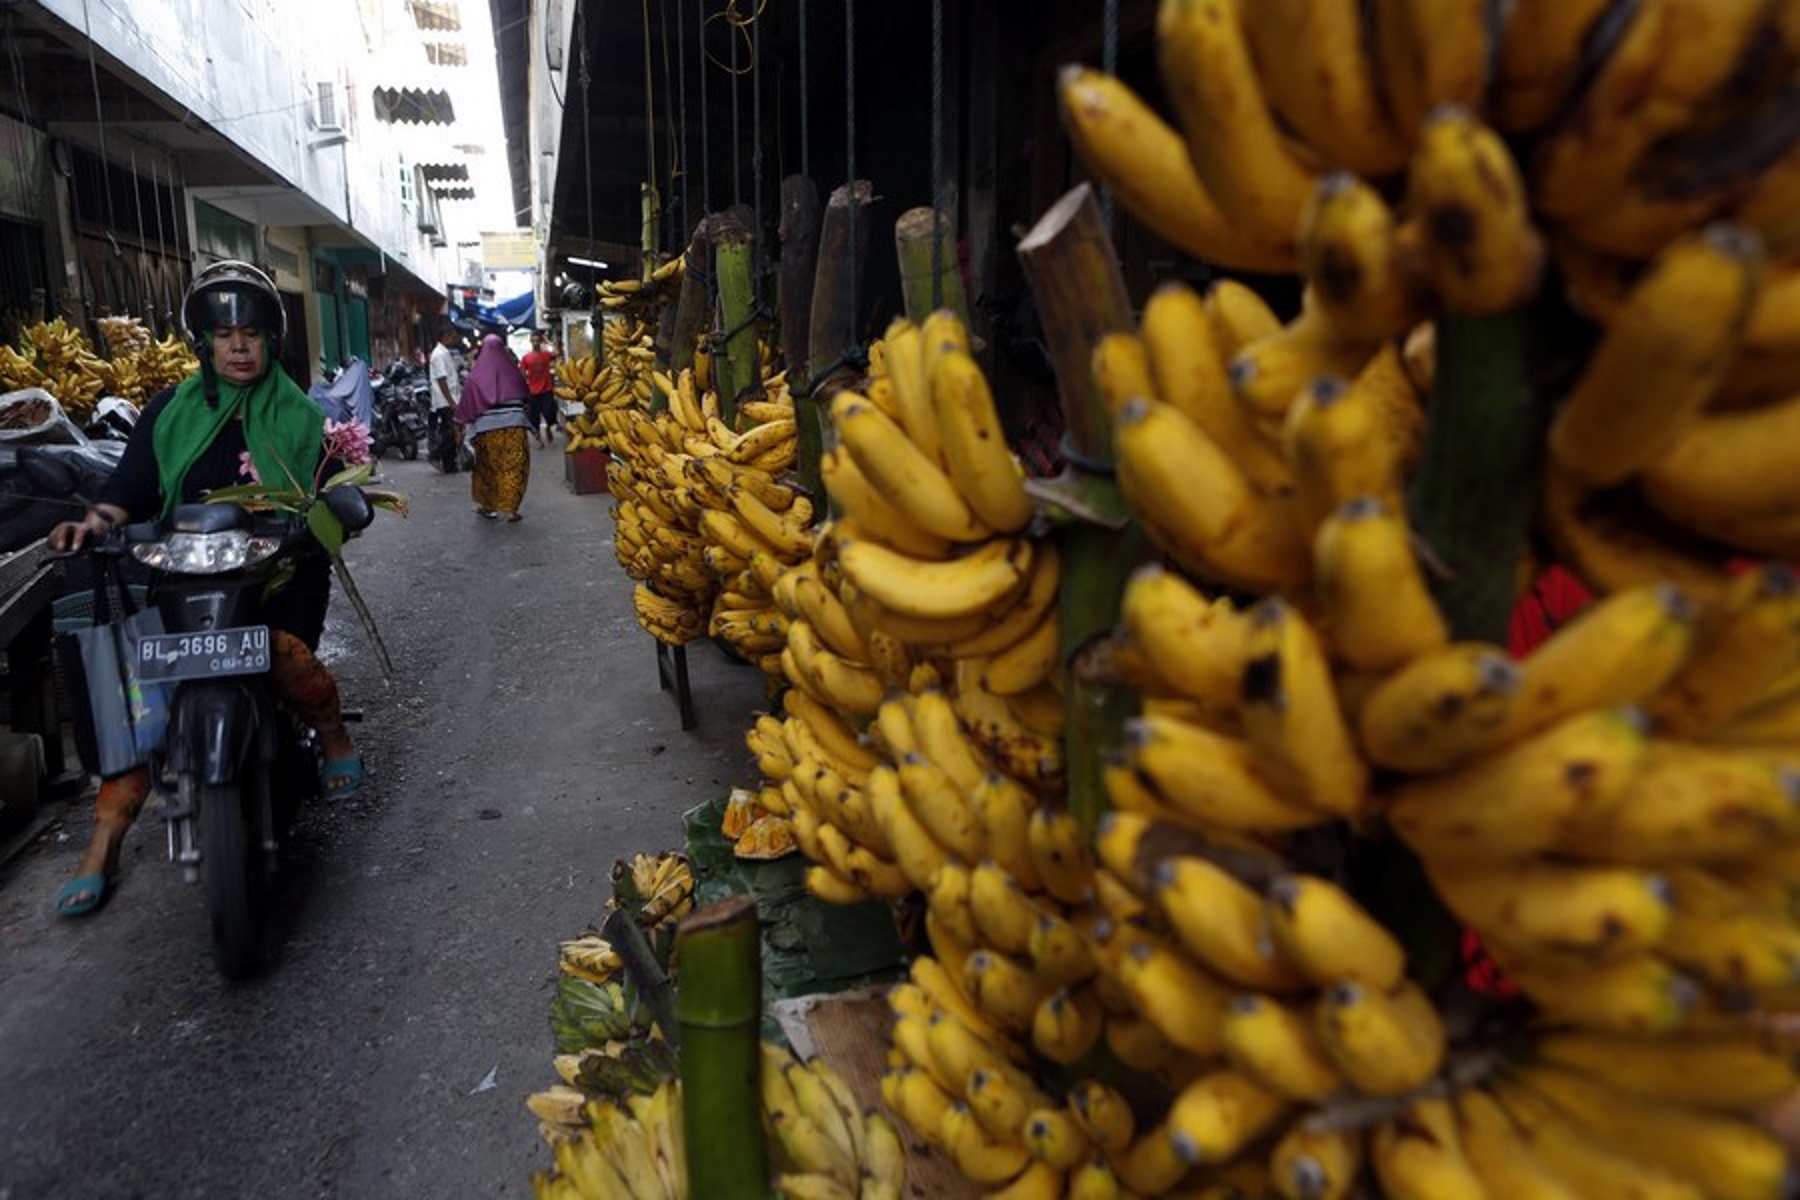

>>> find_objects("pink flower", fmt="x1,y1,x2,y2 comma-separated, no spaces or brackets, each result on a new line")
323,418,373,466
238,451,261,483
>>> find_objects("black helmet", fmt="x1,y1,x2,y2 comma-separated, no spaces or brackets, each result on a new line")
181,260,286,348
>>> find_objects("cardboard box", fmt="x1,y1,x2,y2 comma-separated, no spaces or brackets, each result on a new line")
564,447,611,495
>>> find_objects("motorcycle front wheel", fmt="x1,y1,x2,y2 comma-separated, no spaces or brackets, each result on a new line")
400,430,419,460
200,778,261,979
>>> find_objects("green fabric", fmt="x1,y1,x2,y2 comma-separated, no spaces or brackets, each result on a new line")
153,365,324,517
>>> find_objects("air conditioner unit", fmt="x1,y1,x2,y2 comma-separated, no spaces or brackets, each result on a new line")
314,81,342,132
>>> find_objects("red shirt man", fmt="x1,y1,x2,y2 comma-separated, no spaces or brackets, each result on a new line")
520,332,559,446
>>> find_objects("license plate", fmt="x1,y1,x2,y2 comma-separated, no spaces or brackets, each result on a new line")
136,625,271,682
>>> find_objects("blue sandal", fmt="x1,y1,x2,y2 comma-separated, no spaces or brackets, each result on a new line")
321,756,365,800
54,872,112,919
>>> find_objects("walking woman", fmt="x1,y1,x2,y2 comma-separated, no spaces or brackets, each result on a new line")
454,333,532,521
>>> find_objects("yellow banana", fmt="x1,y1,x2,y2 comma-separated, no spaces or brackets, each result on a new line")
1373,0,1493,142
982,606,1059,698
1493,1082,1704,1200
1660,901,1800,995
1427,858,1674,961
1110,1123,1189,1196
831,391,989,543
939,1101,1034,1186
784,689,880,775
1119,565,1253,717
985,1160,1065,1200
1489,949,1700,1034
1281,371,1406,541
866,764,951,892
1220,993,1346,1102
965,1064,1038,1143
1090,330,1154,420
963,948,1054,1036
1157,0,1318,258
819,446,953,560
1115,396,1310,590
1164,1069,1290,1168
726,418,797,466
1265,873,1406,992
951,669,1065,788
1238,596,1369,819
1539,464,1737,607
1548,223,1765,487
967,860,1042,956
1154,856,1305,992
930,349,1032,534
1497,583,1698,743
1313,980,1446,1097
805,863,869,906
1238,0,1407,175
1230,305,1380,433
898,751,984,864
1029,986,1105,1066
731,485,813,559
1535,1030,1800,1113
844,844,911,899
1026,910,1099,988
1068,1080,1136,1156
876,317,942,468
1493,0,1618,134
922,1004,1014,1093
971,771,1042,893
926,860,980,948
789,573,870,665
1368,1096,1488,1200
837,536,1033,624
1116,938,1234,1057
787,619,885,716
1312,497,1450,672
1268,1121,1363,1200
1387,706,1651,861
1205,279,1282,358
1024,806,1094,907
1510,1063,1793,1200
1065,1157,1124,1200
933,538,1062,658
1356,642,1523,773
1406,104,1544,315
1646,564,1800,738
1140,280,1291,495
1127,713,1329,834
1022,1106,1091,1172
1550,738,1800,864
1056,66,1294,272
1452,1087,1583,1200
880,1066,953,1150
1299,173,1431,341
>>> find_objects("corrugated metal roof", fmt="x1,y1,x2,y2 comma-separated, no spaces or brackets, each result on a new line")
410,0,461,32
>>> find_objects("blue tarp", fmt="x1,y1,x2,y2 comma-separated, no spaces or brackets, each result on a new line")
308,357,375,427
459,289,535,331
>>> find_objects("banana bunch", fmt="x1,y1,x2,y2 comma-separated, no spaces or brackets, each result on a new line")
531,1078,687,1199
1063,0,1800,598
762,1041,909,1200
0,318,109,418
555,355,636,451
609,850,696,933
95,315,151,356
117,332,199,400
596,313,660,416
559,934,625,985
596,255,685,311
601,404,720,643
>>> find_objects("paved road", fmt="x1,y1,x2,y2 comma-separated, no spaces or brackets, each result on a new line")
0,442,768,1199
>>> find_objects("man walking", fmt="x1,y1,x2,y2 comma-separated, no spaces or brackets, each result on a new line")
520,330,559,450
428,324,463,472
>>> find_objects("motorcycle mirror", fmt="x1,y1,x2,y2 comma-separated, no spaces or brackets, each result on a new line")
17,447,87,499
322,483,375,533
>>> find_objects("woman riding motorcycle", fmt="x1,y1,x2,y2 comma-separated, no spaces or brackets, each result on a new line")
46,260,364,917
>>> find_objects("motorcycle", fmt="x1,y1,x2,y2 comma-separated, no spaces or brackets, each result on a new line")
368,362,428,461
24,449,373,978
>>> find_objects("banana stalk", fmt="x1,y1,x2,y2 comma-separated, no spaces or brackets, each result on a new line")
668,221,714,380
803,181,877,500
715,216,759,428
602,906,680,1052
675,894,773,1200
1018,182,1145,835
896,205,971,329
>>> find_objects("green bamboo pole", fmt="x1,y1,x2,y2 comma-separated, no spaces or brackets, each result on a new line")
1379,306,1547,993
896,206,971,328
1016,183,1144,837
675,894,773,1200
715,214,758,428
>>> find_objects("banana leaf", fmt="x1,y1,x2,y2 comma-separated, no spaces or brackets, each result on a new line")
549,976,650,1054
568,1040,680,1101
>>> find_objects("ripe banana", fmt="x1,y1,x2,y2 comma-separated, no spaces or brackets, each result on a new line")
930,349,1033,534
1312,496,1450,672
1369,1095,1488,1200
1164,1068,1290,1168
831,391,989,543
1356,642,1523,773
1221,994,1346,1102
819,446,953,560
837,536,1033,624
1299,172,1431,341
1406,104,1545,315
1427,857,1675,961
1155,855,1305,991
1239,596,1369,819
1313,980,1446,1097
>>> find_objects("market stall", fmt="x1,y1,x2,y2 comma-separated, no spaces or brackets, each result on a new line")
520,2,1800,1197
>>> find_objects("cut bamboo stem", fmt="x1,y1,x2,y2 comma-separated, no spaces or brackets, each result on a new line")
668,218,715,380
802,181,876,498
779,176,823,500
1017,183,1142,835
601,906,679,1051
714,210,758,428
675,895,772,1200
896,205,970,328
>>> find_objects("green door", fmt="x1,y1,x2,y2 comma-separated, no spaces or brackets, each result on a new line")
317,291,341,371
347,295,370,363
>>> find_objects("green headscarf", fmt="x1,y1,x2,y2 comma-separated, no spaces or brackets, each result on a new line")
153,362,324,517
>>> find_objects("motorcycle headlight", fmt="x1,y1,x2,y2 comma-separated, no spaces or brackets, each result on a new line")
132,530,282,574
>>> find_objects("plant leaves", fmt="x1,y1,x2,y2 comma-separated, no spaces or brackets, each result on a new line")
324,462,374,490
329,556,394,678
305,503,345,558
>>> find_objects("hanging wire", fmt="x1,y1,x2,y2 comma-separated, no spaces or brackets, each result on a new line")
1101,0,1119,235
752,6,762,256
794,0,808,183
698,0,710,212
580,3,596,295
729,5,740,208
930,0,943,311
845,0,858,358
80,0,118,238
659,0,678,253
641,0,658,250
676,0,690,237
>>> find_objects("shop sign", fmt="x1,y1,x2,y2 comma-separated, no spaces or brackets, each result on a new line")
481,229,538,271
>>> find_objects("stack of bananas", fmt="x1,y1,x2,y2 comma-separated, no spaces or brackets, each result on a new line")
103,331,197,404
596,255,684,312
532,1044,908,1200
95,315,151,356
531,1078,688,1199
1061,0,1800,598
0,319,110,419
760,1041,910,1200
555,355,636,451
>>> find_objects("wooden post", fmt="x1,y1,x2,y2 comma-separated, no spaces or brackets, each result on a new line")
779,176,821,386
714,209,758,428
668,218,715,378
1017,183,1143,837
896,205,970,328
800,180,876,499
675,895,772,1200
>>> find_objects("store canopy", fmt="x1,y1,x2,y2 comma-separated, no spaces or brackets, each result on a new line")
417,162,469,184
372,86,456,126
410,0,461,31
457,288,536,331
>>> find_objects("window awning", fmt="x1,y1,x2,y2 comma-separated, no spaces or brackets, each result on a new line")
416,162,469,184
409,0,460,31
372,86,456,126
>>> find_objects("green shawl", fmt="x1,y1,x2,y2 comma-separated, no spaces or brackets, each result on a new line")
153,364,324,517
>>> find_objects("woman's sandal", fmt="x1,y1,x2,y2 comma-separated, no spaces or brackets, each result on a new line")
54,872,113,919
321,756,365,800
